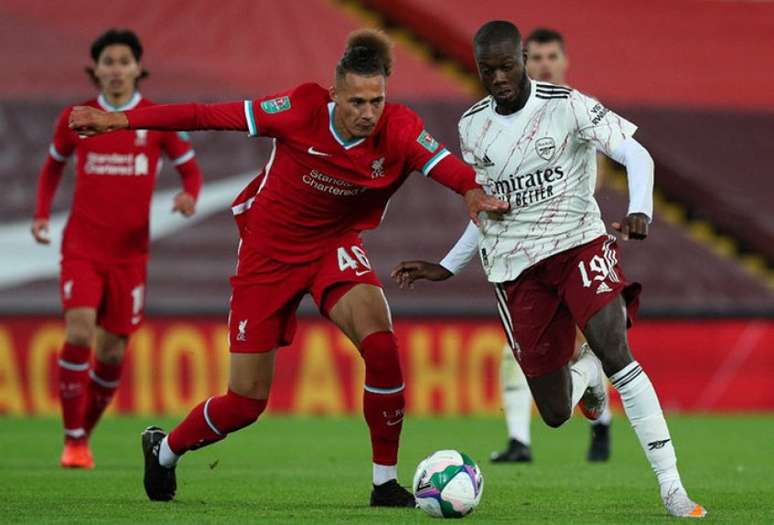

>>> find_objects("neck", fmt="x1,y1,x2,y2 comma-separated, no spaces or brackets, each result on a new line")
102,90,135,109
332,104,355,142
495,73,531,115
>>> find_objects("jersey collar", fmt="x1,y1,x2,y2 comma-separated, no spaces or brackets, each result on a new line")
97,91,142,112
488,80,538,124
328,102,365,150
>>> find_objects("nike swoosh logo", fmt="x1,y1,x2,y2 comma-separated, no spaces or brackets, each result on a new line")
386,417,404,426
307,146,331,157
355,270,371,276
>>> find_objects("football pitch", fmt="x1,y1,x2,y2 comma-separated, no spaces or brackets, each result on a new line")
3,414,772,524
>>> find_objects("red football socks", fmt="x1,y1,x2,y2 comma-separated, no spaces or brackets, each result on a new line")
360,331,405,466
83,358,123,436
167,390,267,455
58,342,91,442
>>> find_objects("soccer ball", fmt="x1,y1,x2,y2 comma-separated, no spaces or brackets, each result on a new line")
412,450,484,518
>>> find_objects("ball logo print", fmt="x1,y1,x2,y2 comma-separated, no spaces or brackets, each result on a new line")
413,450,484,518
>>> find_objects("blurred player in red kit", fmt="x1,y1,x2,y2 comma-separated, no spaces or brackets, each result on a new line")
32,29,203,469
69,29,506,506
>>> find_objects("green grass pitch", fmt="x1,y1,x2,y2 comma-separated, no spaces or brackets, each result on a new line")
2,414,772,523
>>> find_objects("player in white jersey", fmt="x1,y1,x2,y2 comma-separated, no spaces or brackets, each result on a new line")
395,21,706,518
393,27,613,465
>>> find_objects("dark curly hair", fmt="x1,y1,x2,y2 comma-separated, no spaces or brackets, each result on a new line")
86,28,148,87
336,29,393,80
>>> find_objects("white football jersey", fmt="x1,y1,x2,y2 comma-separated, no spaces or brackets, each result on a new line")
458,79,637,283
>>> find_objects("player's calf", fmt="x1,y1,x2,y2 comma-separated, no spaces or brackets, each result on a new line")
165,390,267,459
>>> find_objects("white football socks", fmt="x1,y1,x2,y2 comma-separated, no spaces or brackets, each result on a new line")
592,404,613,426
373,463,397,486
611,361,683,493
159,436,180,468
500,346,532,445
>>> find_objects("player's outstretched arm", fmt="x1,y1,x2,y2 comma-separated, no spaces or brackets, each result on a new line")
391,261,452,289
392,220,481,289
69,102,249,136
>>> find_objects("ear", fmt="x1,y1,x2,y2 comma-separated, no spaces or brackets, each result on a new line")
328,85,336,102
522,49,528,64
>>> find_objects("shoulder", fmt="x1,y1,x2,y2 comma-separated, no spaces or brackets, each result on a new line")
381,103,423,139
136,98,155,108
534,81,572,101
459,96,491,121
287,82,329,106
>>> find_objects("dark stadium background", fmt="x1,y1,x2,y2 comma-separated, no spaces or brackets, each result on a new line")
1,0,772,416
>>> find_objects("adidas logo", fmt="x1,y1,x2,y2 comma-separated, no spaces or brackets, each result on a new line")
481,154,495,167
596,282,613,294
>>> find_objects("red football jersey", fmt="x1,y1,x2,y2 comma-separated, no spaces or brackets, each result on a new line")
36,93,201,263
125,83,478,263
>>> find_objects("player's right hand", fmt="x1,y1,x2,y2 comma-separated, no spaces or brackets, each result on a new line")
68,106,128,136
31,218,51,245
391,261,453,289
464,188,509,226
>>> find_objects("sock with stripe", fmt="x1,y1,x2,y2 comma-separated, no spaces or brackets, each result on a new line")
83,358,123,436
361,331,405,484
163,389,267,467
500,346,531,445
611,361,684,493
58,342,91,443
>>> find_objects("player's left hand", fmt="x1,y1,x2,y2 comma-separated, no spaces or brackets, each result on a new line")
464,188,509,226
612,213,649,240
68,106,128,136
172,192,196,217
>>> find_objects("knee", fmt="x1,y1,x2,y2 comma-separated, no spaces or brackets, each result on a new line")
360,331,403,389
66,317,95,347
537,404,571,428
96,339,127,365
229,378,271,400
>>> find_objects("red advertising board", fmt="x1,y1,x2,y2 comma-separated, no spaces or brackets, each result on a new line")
0,317,771,415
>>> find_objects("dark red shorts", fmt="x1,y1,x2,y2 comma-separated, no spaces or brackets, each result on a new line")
228,232,382,352
495,235,640,378
60,257,147,335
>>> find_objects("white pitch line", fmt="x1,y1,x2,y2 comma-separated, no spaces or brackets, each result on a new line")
0,172,254,289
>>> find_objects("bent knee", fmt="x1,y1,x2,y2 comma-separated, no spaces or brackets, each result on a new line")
537,405,571,428
66,323,96,347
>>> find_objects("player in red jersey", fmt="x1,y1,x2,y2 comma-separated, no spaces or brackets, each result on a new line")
70,29,506,506
32,29,203,470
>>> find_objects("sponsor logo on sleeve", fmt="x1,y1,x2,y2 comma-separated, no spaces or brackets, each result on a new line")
416,130,439,153
590,103,610,126
260,96,292,114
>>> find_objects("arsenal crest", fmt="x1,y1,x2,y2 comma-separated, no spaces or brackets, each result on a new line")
535,137,556,161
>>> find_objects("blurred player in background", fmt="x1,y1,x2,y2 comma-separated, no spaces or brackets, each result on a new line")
396,20,706,518
393,27,613,465
32,29,203,469
69,30,506,506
